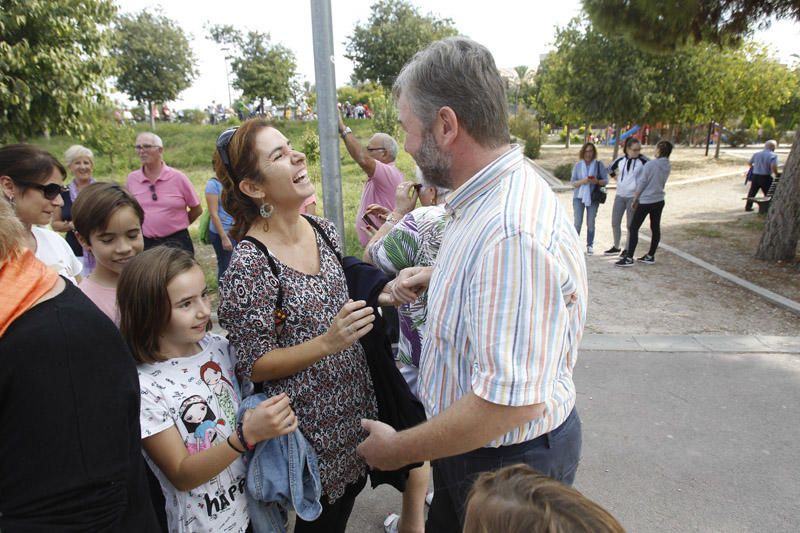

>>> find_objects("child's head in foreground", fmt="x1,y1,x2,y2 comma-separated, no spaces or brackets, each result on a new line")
463,464,625,533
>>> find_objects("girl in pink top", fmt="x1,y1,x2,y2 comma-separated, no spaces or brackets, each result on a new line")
72,183,145,324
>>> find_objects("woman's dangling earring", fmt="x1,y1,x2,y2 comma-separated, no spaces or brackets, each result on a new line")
259,202,273,219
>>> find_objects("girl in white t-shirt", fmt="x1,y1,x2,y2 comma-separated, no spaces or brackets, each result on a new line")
117,246,298,533
72,183,145,324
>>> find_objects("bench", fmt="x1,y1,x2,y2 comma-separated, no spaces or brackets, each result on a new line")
743,175,780,214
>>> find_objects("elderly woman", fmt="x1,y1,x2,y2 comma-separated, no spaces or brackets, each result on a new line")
0,144,82,283
52,144,96,274
0,199,158,531
362,168,449,533
570,142,608,255
216,119,378,532
126,132,202,254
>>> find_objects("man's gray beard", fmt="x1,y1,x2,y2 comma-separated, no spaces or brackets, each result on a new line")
415,130,452,190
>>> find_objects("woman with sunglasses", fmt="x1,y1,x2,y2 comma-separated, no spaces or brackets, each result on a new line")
0,144,83,283
216,119,378,532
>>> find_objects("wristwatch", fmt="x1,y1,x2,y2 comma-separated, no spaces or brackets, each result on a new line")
341,127,352,139
385,213,398,224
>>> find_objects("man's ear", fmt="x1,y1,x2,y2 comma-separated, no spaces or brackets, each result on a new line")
238,178,265,201
435,106,459,148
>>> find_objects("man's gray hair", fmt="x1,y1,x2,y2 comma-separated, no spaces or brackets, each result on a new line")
138,132,164,148
64,144,94,167
373,133,398,160
393,36,509,149
765,139,777,150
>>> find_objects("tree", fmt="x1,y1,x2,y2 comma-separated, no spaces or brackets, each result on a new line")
110,11,197,129
582,0,800,51
583,0,800,261
344,0,458,88
0,0,116,142
208,25,297,114
548,18,658,157
533,52,583,148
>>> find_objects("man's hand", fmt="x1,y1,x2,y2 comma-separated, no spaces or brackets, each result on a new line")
357,419,407,471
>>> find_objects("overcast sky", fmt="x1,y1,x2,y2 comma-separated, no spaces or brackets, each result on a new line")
113,0,800,109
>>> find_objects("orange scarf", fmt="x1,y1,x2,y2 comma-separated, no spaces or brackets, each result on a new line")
0,250,59,337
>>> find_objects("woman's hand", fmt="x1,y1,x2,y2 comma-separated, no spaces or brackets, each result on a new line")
222,235,233,251
365,204,390,220
391,266,433,304
323,299,375,354
242,393,298,443
394,181,419,215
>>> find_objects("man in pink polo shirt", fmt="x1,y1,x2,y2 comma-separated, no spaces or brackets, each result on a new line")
338,113,405,246
126,132,202,254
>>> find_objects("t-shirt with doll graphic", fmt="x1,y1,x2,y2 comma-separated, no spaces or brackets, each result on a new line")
138,333,249,533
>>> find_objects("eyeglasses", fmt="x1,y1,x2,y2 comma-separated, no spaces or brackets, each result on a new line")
366,147,386,153
412,183,423,192
15,180,68,200
149,183,157,201
216,127,239,180
135,144,158,151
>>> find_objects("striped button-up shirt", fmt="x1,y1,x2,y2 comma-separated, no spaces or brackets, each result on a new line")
420,146,588,448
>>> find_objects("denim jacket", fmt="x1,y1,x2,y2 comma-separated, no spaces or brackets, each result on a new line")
237,394,322,532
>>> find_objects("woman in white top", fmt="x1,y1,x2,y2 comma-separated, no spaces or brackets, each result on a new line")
0,144,82,283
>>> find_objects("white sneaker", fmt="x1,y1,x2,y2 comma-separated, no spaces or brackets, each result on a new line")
587,245,594,255
383,513,400,533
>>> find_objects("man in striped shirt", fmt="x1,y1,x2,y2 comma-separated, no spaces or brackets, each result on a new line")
357,37,589,532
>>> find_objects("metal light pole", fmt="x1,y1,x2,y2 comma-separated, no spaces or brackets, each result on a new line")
221,46,232,109
310,0,345,243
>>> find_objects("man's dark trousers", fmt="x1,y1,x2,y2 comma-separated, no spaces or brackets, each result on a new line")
425,407,582,533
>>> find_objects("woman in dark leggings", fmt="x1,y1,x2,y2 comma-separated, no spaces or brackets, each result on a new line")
615,140,673,267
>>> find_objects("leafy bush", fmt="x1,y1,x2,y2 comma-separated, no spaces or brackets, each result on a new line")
558,131,583,144
727,129,753,147
179,109,207,125
371,90,399,139
509,108,541,159
301,127,320,163
553,163,573,181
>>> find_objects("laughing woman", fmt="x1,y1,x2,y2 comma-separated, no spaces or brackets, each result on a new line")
216,119,378,533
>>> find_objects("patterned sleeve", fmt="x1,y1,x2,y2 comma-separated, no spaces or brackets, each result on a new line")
217,244,280,379
312,216,344,257
467,232,576,407
139,373,175,439
369,212,421,274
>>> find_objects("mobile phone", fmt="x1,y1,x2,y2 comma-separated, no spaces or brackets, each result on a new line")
361,213,379,228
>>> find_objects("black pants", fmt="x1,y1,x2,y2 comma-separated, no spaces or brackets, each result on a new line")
294,475,366,533
425,408,582,533
627,200,665,258
745,174,772,210
143,228,195,256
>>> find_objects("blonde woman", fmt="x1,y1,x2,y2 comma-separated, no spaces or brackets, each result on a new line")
52,144,96,274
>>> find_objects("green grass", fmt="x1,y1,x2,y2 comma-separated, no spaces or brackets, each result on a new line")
26,119,416,287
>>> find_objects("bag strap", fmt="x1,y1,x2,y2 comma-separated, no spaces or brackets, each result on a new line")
302,215,342,264
241,236,288,326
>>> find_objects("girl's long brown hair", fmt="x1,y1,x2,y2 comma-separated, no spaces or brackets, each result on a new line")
117,246,200,363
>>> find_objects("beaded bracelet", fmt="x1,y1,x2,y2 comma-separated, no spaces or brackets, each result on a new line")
226,434,245,454
236,419,255,451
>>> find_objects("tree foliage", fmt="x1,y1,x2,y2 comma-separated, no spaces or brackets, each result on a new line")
582,0,800,52
110,11,196,128
344,0,458,88
207,25,297,111
0,0,117,142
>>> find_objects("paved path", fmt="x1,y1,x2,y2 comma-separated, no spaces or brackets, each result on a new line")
341,335,800,532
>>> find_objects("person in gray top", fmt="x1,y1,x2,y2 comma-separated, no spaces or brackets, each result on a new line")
615,140,673,267
745,140,779,211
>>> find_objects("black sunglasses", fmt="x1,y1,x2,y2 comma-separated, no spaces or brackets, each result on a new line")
216,127,239,180
149,183,157,201
16,180,68,200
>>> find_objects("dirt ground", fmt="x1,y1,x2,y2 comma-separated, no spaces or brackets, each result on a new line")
553,147,799,335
